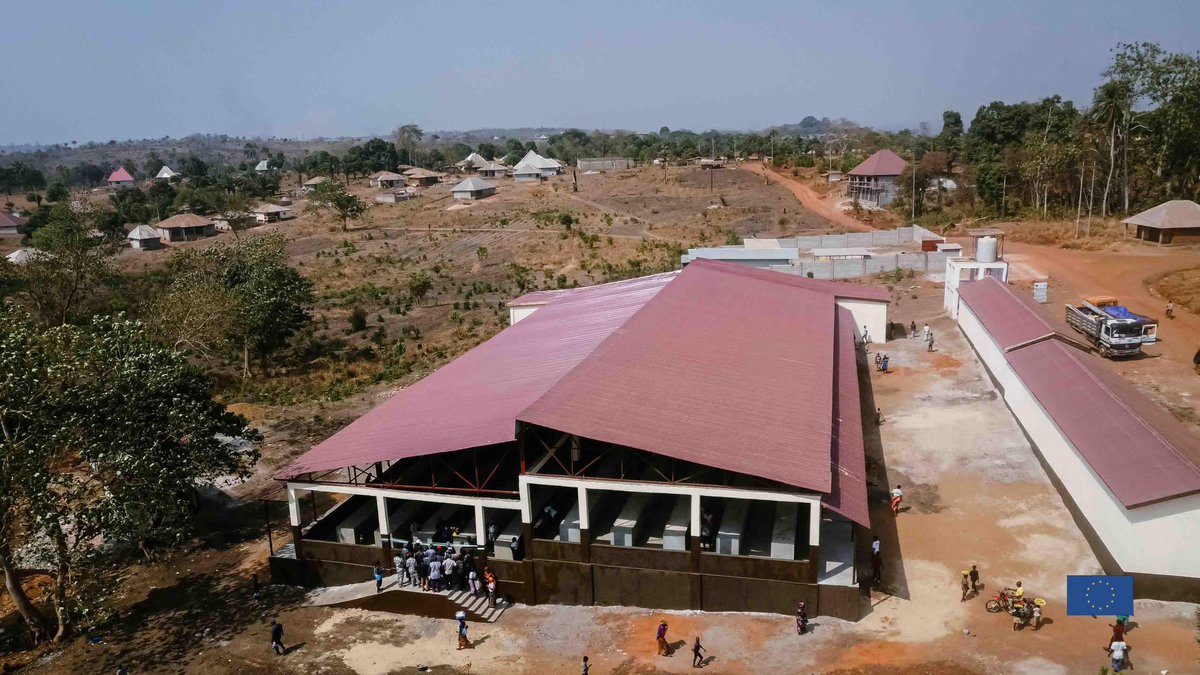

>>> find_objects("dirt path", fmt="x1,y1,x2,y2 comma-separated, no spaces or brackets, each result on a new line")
737,163,874,232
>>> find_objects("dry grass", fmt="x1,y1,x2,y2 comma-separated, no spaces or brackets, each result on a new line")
1150,266,1200,314
982,219,1127,250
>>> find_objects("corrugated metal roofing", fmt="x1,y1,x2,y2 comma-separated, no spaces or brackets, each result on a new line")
957,278,1053,348
277,272,675,478
848,150,908,177
958,277,1200,508
107,167,134,183
452,176,496,192
508,272,680,307
518,260,838,496
1121,200,1200,230
825,306,870,525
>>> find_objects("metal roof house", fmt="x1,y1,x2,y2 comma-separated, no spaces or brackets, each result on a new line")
478,161,508,178
271,260,876,619
369,171,406,189
515,150,563,177
512,163,545,183
302,176,330,193
155,213,216,242
254,159,271,172
1122,200,1200,245
451,176,497,200
846,150,908,207
252,203,296,223
951,275,1200,601
154,165,180,180
577,157,634,171
403,167,445,187
127,224,163,250
456,152,490,172
0,210,24,235
107,166,136,188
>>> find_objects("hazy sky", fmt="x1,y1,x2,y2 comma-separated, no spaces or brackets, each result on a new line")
3,1,1197,144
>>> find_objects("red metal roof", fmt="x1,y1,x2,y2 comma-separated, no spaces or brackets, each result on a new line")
848,149,908,177
107,167,134,183
277,271,675,478
958,277,1200,508
281,260,877,524
519,260,837,496
507,272,680,307
825,306,870,525
957,277,1053,348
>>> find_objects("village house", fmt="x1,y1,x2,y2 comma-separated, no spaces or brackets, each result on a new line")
107,166,136,189
515,150,563,177
846,149,908,207
1122,199,1200,245
251,203,296,223
303,176,330,194
478,161,508,179
455,152,490,173
154,165,180,180
369,171,406,189
155,213,216,242
576,157,634,171
512,163,544,183
0,210,24,235
126,224,163,250
451,176,497,201
403,168,445,187
254,159,270,172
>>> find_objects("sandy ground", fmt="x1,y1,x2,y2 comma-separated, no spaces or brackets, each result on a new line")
737,163,876,232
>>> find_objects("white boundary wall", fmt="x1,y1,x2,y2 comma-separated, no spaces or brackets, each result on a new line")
956,300,1200,578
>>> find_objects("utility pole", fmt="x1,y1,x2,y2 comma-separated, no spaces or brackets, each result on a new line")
911,150,917,220
1075,163,1085,238
1001,175,1007,218
1086,161,1097,237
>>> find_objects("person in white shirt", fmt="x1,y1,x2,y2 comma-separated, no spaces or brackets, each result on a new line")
890,485,903,515
1108,639,1128,672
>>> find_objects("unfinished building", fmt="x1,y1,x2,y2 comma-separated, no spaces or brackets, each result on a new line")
271,260,877,619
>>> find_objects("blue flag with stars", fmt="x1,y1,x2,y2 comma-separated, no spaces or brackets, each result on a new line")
1066,575,1133,616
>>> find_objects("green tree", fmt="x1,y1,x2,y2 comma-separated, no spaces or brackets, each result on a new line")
407,271,433,305
45,183,69,203
0,307,259,641
155,236,314,377
5,202,122,325
142,151,165,178
306,180,368,232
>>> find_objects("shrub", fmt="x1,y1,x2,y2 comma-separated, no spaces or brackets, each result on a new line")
347,306,368,333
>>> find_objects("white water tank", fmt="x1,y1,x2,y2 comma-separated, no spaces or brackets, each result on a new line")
976,236,998,263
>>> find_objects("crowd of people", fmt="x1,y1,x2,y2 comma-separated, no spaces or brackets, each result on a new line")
380,541,501,609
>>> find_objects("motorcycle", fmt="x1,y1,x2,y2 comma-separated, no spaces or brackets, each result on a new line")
985,588,1016,614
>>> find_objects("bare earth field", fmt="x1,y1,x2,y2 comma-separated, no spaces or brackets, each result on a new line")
5,168,1200,673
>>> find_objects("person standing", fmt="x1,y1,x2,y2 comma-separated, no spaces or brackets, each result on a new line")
442,555,456,591
910,320,917,338
969,564,979,593
405,554,417,588
1166,301,1175,318
871,536,882,585
880,355,890,373
796,601,808,635
922,323,930,341
692,636,706,667
373,563,384,593
861,326,871,347
417,553,429,591
270,620,285,656
1109,638,1128,672
581,655,590,675
927,333,935,352
484,566,498,608
656,620,669,656
428,558,442,592
468,563,479,596
960,571,971,601
393,552,404,586
890,485,903,515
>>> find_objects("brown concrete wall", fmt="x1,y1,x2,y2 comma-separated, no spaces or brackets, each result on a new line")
698,552,813,583
301,539,383,567
530,538,585,563
591,566,692,610
589,545,691,572
818,583,868,621
532,560,594,606
701,575,819,614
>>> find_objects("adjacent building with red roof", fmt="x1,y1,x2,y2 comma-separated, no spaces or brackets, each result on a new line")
273,260,878,618
847,149,908,207
953,276,1200,600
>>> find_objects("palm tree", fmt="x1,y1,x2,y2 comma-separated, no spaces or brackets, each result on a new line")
1090,79,1133,217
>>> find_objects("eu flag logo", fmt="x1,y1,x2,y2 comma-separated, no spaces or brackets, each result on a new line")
1066,575,1133,616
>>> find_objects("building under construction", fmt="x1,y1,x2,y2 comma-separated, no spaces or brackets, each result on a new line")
271,260,886,619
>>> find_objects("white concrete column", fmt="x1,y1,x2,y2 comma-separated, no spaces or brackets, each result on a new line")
808,500,821,546
518,476,532,524
287,486,301,527
690,492,701,538
474,503,486,548
377,495,391,543
577,485,589,531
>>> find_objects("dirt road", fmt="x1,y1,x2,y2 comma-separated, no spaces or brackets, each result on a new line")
737,162,874,232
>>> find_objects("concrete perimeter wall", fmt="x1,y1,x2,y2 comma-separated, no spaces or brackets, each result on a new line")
957,300,1200,600
773,251,952,281
790,225,941,250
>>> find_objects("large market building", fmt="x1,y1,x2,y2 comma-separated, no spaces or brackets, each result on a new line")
271,260,883,618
